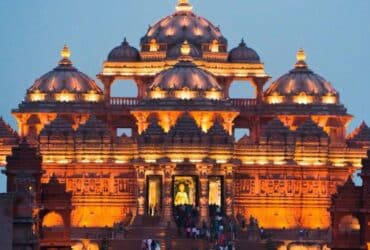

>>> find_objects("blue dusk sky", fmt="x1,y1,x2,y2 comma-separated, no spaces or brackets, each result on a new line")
0,0,369,190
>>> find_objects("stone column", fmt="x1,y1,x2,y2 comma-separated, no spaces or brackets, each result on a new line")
223,164,235,218
250,77,269,104
135,165,146,216
100,76,115,106
161,164,175,223
196,164,211,223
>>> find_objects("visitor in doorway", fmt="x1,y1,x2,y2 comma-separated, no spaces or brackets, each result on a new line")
150,239,157,250
186,226,191,238
191,226,197,238
299,229,304,240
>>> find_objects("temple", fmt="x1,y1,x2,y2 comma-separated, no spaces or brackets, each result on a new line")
1,1,370,249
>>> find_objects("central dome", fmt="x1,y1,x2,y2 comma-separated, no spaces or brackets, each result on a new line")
150,60,221,92
140,0,227,50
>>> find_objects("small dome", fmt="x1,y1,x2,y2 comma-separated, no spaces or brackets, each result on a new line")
228,39,260,63
107,38,140,62
264,49,338,103
27,45,103,101
150,60,221,91
141,0,227,50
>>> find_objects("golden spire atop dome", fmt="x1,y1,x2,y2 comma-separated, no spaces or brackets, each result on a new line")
61,44,71,59
176,0,193,12
296,48,306,62
295,48,308,68
59,44,72,66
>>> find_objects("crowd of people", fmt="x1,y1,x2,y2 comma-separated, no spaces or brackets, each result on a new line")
141,238,161,250
173,204,236,250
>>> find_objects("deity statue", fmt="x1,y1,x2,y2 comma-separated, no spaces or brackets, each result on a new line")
174,183,189,205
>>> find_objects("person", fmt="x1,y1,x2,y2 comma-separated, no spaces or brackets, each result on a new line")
141,239,147,250
147,238,152,249
174,183,189,205
192,226,197,238
150,239,156,250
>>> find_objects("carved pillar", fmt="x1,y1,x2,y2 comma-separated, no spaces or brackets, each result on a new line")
161,164,175,223
222,164,235,218
134,77,149,98
135,165,146,216
218,77,233,98
196,164,211,223
219,112,239,136
100,76,115,106
249,116,261,143
250,77,269,104
131,111,150,135
13,114,31,137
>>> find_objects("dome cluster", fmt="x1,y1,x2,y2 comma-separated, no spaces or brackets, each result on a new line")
264,49,339,105
106,0,260,63
27,45,103,103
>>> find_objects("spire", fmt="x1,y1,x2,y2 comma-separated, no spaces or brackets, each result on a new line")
61,44,71,59
295,48,308,68
122,37,128,46
176,0,193,12
239,39,246,47
59,44,72,66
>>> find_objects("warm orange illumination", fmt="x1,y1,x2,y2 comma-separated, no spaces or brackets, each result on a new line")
175,88,196,100
165,27,175,36
157,111,181,132
180,40,191,56
209,39,219,53
296,48,306,62
266,92,284,104
322,93,337,104
194,27,203,36
171,158,184,163
71,206,127,227
293,92,313,104
55,90,75,102
57,159,70,164
61,44,71,59
131,111,150,134
205,88,222,100
339,215,360,232
42,211,64,227
149,39,159,52
29,90,46,102
176,0,193,12
84,90,101,102
150,87,167,99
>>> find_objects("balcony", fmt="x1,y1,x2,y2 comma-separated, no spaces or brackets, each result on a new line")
230,98,257,107
109,97,257,108
110,97,139,106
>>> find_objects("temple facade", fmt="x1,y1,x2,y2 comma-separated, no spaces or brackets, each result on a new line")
1,0,370,249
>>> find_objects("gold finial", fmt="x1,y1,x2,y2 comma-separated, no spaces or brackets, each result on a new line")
61,44,71,59
180,40,191,56
296,48,306,62
295,48,308,68
176,0,193,12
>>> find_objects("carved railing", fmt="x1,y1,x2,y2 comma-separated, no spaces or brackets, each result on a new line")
109,97,257,108
230,98,257,107
110,97,139,106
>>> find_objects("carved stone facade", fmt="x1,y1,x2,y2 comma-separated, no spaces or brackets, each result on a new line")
0,0,368,249
330,150,370,250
